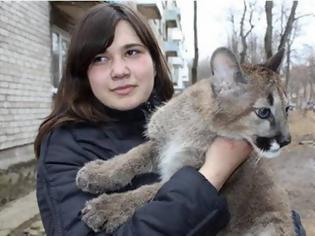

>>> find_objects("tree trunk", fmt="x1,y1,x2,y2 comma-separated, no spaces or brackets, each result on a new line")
310,55,315,102
278,1,298,51
285,40,291,89
191,1,198,84
239,0,247,63
264,1,273,59
309,80,314,103
228,13,239,56
239,0,255,63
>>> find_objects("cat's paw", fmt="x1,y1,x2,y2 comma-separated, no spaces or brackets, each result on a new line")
81,194,132,233
76,158,133,194
76,160,108,194
81,196,108,232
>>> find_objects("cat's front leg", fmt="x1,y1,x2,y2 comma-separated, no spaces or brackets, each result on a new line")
76,141,156,194
81,182,162,233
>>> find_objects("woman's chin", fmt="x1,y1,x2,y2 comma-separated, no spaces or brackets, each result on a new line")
109,100,143,111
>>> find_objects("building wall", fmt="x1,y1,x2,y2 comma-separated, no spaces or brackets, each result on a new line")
0,0,189,153
0,2,52,150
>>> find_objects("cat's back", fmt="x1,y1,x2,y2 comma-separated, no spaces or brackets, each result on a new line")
147,79,216,143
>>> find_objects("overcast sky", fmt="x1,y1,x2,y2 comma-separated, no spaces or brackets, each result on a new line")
177,0,315,62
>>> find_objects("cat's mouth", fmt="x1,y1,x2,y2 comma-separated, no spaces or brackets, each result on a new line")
247,136,281,159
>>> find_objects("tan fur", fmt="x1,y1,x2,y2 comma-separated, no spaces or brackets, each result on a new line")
76,47,294,235
218,158,294,235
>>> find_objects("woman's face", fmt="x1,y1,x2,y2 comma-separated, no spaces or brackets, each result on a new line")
87,20,155,111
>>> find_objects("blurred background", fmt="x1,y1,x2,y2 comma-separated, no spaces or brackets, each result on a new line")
0,0,314,235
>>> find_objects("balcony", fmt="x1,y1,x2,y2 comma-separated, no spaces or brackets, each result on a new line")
168,28,183,41
164,40,179,57
137,0,162,19
51,2,98,23
168,57,183,66
165,8,180,28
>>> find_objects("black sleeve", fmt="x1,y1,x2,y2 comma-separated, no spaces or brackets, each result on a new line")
36,127,230,236
114,167,230,236
37,127,108,236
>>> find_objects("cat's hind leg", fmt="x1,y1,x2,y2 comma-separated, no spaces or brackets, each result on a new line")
81,182,162,233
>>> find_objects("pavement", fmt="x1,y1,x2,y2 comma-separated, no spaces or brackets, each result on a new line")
0,191,39,236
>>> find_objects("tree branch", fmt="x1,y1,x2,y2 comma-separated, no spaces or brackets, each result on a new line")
278,1,298,51
244,5,255,38
294,13,315,21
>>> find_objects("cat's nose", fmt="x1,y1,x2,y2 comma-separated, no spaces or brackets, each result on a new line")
276,134,291,147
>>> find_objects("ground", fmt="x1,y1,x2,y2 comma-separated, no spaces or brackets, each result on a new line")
9,111,315,235
263,110,315,235
265,145,315,235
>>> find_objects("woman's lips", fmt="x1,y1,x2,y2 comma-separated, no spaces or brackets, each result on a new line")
112,85,136,95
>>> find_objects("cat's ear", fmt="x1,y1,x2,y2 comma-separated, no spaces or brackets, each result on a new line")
262,48,285,73
210,47,247,96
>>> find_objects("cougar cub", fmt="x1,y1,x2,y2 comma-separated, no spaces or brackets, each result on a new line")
76,47,294,235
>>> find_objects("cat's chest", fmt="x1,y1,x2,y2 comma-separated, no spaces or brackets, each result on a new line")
157,130,216,181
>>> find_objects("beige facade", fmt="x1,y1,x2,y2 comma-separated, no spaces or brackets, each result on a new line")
0,2,51,151
0,2,97,166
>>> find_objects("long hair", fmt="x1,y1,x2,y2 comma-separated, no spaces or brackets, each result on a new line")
34,3,174,158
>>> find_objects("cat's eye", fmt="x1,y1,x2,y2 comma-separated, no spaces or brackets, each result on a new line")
285,105,293,113
255,108,271,119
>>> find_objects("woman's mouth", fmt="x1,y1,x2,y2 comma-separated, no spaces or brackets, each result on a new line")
112,85,136,96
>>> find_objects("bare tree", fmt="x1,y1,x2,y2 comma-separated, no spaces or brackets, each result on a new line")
290,65,309,108
191,0,198,84
227,11,239,56
263,0,299,90
278,1,315,89
264,1,273,59
284,21,298,89
307,48,315,102
248,33,262,64
239,0,255,63
278,1,298,51
264,1,298,57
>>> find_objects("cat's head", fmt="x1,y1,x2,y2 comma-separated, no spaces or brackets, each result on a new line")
209,47,291,158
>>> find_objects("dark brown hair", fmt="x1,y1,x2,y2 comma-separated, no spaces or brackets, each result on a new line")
34,3,174,158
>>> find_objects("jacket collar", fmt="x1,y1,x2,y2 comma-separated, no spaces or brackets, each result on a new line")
104,90,162,122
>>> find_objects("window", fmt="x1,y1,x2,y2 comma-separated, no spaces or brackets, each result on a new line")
51,27,69,92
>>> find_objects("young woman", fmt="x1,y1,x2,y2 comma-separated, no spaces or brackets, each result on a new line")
35,3,256,235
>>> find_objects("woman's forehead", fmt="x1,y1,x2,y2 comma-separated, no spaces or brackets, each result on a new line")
105,21,144,51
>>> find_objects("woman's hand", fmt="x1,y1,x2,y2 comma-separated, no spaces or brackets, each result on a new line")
199,137,252,191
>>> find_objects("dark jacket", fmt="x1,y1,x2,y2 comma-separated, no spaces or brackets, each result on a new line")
36,107,230,236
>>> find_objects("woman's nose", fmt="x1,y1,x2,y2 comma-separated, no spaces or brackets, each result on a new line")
110,57,130,79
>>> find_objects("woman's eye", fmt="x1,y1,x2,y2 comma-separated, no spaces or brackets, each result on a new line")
255,107,271,119
93,55,109,64
126,49,140,57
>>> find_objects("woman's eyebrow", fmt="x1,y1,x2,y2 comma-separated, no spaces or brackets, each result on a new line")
123,43,146,49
